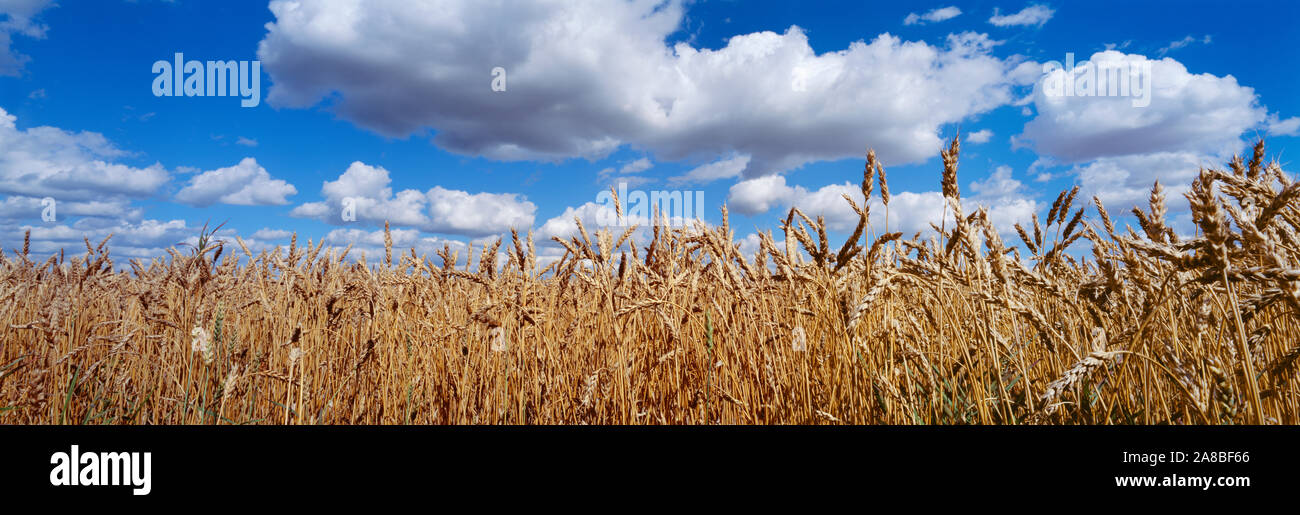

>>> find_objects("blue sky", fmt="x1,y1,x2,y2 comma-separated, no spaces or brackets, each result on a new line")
1,0,1297,263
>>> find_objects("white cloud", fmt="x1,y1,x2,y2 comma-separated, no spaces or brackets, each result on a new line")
967,165,1039,233
0,195,141,221
174,157,298,207
235,136,258,147
0,107,169,201
321,227,467,261
904,6,962,25
727,167,1035,238
0,0,54,76
12,218,194,260
1067,151,1208,212
290,161,536,237
966,129,994,144
1157,35,1212,56
536,202,615,242
1016,51,1272,220
252,228,294,240
620,157,652,174
258,1,1033,175
727,175,940,233
427,186,536,236
728,175,797,216
988,5,1055,27
668,154,751,185
873,190,951,236
534,198,710,263
596,157,655,185
608,176,658,188
1268,115,1300,137
1017,51,1265,163
289,201,330,219
969,165,1021,200
736,232,764,258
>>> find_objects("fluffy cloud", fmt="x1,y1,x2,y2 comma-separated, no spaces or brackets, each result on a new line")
0,195,141,221
536,195,706,241
967,165,1039,233
1065,151,1208,212
728,165,1036,238
726,175,937,234
988,5,1055,27
6,217,309,263
290,161,536,237
904,6,962,25
320,227,468,261
728,175,797,217
258,0,1034,176
1017,51,1266,162
427,186,535,235
1017,51,1277,212
0,107,169,201
969,165,1020,200
174,157,298,207
11,218,193,260
733,175,955,236
536,202,614,242
966,129,994,144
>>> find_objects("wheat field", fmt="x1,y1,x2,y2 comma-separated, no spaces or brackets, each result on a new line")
1,136,1297,425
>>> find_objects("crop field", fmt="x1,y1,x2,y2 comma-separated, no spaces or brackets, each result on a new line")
1,137,1297,425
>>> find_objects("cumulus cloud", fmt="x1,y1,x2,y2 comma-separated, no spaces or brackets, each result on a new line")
728,175,797,217
1017,51,1266,163
904,6,962,25
11,218,194,260
290,161,536,237
966,129,994,144
536,191,708,245
1014,50,1278,216
728,165,1037,238
0,195,141,222
0,107,169,201
726,175,949,235
536,202,615,242
320,227,467,261
427,186,536,236
0,0,54,75
5,217,310,264
1066,151,1209,212
967,165,1039,233
988,4,1055,27
174,157,298,207
258,0,1034,176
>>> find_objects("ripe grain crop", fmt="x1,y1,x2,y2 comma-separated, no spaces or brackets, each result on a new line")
2,137,1298,424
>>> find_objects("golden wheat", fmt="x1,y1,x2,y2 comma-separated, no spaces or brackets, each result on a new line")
1,138,1297,425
